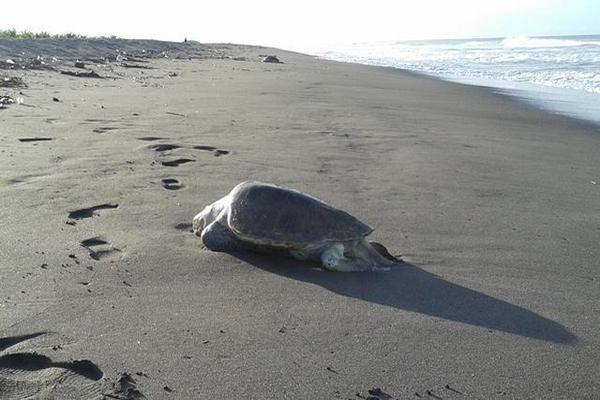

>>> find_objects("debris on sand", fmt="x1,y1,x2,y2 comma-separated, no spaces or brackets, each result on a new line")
262,55,283,63
60,69,102,78
0,57,54,71
0,59,16,69
121,63,154,69
362,387,393,400
444,384,463,394
0,76,25,88
425,390,443,399
74,61,86,68
0,95,14,104
0,95,14,109
68,203,118,220
104,372,146,399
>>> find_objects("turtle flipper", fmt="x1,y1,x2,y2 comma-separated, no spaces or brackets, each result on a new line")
201,221,241,252
354,239,397,268
320,244,372,272
368,241,401,262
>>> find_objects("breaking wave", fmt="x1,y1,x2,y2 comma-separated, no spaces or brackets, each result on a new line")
501,36,600,49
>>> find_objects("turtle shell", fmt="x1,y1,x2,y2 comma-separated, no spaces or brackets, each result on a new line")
227,182,373,246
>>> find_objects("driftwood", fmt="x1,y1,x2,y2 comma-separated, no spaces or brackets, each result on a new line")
120,63,153,69
261,55,283,64
60,70,102,78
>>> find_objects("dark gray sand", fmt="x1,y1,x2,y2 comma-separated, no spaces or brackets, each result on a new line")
0,40,599,399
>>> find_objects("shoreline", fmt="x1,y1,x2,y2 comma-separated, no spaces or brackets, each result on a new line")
349,61,600,131
440,74,600,130
1,41,599,399
313,39,600,130
2,36,598,130
315,55,600,134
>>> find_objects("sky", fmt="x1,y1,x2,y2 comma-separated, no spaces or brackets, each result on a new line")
1,0,598,51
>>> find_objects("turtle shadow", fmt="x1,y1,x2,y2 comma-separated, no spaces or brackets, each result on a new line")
230,251,576,344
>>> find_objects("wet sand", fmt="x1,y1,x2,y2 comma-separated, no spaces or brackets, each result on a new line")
0,40,599,399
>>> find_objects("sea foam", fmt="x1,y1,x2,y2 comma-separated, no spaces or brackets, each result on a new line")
501,36,600,48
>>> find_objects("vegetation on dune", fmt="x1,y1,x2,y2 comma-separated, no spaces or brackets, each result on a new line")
0,29,89,40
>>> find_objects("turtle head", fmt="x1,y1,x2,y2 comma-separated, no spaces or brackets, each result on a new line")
192,195,230,236
192,205,213,236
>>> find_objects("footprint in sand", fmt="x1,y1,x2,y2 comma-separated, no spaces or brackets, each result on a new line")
0,332,104,400
161,178,184,190
137,136,164,141
145,142,230,168
192,145,230,157
161,158,195,167
80,237,108,247
80,236,120,261
83,119,115,123
92,127,117,134
174,222,193,233
149,142,230,156
68,204,118,220
165,111,186,117
18,137,54,143
149,143,181,152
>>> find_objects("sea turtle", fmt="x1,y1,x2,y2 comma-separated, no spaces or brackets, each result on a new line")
192,181,398,272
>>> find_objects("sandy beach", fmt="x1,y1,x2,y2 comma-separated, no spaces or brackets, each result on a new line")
1,40,599,399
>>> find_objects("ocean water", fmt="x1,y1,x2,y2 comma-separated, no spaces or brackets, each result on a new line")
316,35,600,128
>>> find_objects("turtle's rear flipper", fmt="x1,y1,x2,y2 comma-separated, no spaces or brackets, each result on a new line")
368,241,401,262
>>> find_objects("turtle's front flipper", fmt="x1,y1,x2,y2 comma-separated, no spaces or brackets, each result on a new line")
320,244,372,272
201,221,241,252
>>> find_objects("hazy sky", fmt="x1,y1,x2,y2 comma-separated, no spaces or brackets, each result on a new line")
1,0,598,50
